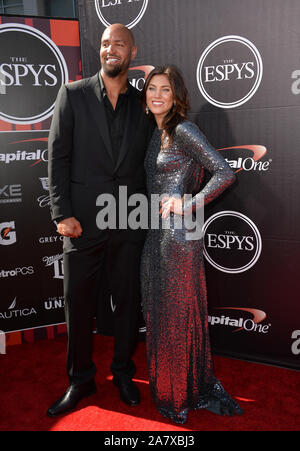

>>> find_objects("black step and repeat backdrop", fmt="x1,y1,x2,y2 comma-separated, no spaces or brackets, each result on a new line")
1,1,299,370
0,15,82,345
77,0,300,370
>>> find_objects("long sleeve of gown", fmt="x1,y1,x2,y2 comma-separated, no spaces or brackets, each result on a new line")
175,121,235,212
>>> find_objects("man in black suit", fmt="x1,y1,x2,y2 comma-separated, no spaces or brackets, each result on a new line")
47,23,153,417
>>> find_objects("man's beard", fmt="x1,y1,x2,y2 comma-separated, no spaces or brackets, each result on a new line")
102,62,122,78
102,62,129,78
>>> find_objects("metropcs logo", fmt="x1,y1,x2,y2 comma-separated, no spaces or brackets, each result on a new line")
0,23,68,124
203,211,262,274
196,35,263,108
0,266,34,278
95,0,148,29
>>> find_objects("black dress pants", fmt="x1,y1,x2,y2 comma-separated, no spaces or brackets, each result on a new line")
63,231,144,385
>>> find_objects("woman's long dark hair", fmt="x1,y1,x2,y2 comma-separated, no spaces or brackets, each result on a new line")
141,65,190,140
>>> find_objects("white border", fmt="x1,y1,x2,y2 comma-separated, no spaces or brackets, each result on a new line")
0,129,50,133
3,321,66,335
3,321,146,334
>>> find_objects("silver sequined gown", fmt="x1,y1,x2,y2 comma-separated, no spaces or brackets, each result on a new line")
141,120,243,423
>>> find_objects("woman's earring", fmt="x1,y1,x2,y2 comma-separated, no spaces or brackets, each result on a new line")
146,105,149,114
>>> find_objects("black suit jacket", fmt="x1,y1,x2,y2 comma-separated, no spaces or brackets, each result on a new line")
48,73,153,251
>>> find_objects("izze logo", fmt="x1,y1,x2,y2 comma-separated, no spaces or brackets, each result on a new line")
0,23,68,124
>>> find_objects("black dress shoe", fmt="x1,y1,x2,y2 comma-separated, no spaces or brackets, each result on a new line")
113,376,140,406
47,379,97,417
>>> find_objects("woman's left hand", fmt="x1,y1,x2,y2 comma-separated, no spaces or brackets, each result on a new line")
160,196,183,218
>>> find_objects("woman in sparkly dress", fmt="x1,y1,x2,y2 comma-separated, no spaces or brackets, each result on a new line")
140,66,243,424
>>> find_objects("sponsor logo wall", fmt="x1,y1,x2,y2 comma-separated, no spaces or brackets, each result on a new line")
0,15,82,345
1,2,299,370
77,0,300,369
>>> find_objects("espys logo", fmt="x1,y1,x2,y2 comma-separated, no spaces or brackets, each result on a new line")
218,145,271,174
0,221,16,246
95,0,148,29
203,211,262,274
0,23,68,124
129,65,154,91
209,307,271,334
196,35,263,108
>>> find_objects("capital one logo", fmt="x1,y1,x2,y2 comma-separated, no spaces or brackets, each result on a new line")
196,35,263,108
218,145,271,174
203,211,262,274
0,137,48,166
209,307,271,334
0,23,68,124
95,0,148,29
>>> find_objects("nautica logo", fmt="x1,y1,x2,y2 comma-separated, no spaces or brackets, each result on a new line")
9,297,16,309
0,297,37,319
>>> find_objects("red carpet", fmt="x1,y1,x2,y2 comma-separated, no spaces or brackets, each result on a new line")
0,334,299,431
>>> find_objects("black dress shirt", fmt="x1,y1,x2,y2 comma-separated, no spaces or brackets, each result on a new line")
99,74,129,165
